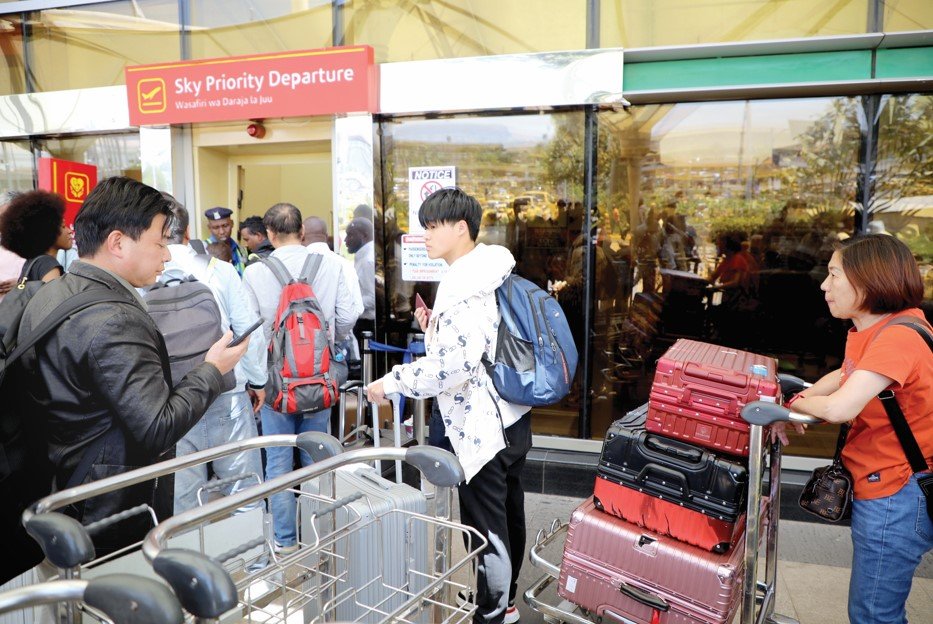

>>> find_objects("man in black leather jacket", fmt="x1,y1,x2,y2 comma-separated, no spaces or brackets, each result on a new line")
20,177,249,552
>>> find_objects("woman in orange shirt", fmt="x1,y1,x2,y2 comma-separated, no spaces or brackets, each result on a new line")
782,234,932,624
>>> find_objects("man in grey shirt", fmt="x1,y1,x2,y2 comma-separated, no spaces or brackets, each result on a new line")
242,202,362,552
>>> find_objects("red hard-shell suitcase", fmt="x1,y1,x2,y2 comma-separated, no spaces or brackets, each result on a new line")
557,498,746,624
592,478,744,554
593,403,748,552
647,339,779,456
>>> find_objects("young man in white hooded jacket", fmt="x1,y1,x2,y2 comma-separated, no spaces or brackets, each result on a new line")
368,188,530,624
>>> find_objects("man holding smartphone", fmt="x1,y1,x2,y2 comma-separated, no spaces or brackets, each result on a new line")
159,197,268,514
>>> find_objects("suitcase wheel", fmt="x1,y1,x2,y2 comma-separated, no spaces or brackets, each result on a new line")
592,496,603,511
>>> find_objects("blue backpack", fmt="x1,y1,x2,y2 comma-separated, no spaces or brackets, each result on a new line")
483,274,578,406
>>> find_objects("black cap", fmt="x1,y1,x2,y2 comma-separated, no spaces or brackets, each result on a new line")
205,207,233,221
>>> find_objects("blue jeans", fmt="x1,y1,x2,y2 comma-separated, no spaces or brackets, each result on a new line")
849,473,933,624
260,404,329,547
174,391,263,513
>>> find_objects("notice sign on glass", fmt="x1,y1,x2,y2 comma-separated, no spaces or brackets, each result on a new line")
401,234,448,282
408,166,456,235
125,46,377,126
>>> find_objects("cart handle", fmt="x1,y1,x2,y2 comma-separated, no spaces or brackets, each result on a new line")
777,373,812,397
143,441,464,563
0,575,183,624
24,512,94,569
27,432,341,518
151,549,237,620
741,401,821,426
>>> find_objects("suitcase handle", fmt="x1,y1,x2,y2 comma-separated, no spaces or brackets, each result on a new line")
644,436,702,463
635,464,691,501
617,581,670,612
683,362,749,390
680,385,739,408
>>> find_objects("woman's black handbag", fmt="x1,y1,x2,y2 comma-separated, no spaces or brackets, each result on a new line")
799,424,853,522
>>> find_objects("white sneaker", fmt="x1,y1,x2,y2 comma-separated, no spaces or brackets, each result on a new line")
274,542,299,556
504,603,520,623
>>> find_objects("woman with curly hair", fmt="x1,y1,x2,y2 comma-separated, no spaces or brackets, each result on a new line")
0,190,72,282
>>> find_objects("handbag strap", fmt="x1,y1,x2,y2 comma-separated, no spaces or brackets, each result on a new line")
832,423,850,464
875,317,933,475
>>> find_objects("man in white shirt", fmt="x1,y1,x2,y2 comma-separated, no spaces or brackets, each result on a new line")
345,217,375,324
243,203,362,552
159,198,267,513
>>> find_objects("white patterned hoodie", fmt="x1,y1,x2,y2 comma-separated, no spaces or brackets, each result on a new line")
380,243,530,483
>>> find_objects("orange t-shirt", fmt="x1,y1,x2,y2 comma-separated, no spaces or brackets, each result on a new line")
840,309,933,500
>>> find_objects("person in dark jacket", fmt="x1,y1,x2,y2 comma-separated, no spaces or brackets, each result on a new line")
19,177,249,553
240,215,274,264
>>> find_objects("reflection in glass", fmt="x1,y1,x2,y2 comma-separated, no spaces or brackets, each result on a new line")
38,133,142,181
0,141,34,193
0,14,26,96
600,0,869,48
379,113,586,437
593,99,860,454
27,1,181,92
188,0,331,59
874,94,933,306
343,0,584,63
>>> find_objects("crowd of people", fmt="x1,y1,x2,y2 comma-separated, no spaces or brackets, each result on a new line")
0,178,929,624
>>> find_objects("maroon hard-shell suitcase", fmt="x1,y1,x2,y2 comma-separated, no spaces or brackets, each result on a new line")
647,339,779,456
557,498,746,624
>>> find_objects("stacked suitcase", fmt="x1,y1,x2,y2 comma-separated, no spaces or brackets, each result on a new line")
557,339,780,624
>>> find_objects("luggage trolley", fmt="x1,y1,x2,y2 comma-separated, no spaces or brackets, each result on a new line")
23,433,339,622
523,375,821,624
141,438,486,624
0,574,183,624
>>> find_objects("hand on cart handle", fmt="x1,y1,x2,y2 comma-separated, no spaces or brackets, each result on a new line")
741,400,821,446
367,381,402,406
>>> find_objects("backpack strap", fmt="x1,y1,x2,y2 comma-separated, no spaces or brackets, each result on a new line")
875,317,933,477
18,256,44,282
5,289,129,368
259,256,293,288
299,253,324,287
189,239,207,255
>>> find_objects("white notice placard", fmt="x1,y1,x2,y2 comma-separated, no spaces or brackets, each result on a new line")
401,234,447,282
408,166,456,235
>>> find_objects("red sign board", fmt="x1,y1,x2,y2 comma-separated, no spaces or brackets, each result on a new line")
38,158,98,227
125,46,378,126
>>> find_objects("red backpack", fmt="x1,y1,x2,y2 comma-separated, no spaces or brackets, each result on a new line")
261,255,347,414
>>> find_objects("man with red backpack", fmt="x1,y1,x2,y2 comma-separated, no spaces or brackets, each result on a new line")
243,202,362,553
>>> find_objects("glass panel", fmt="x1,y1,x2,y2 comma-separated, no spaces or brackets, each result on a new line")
873,94,933,309
0,140,34,193
38,133,142,181
378,112,585,437
343,0,585,63
594,98,860,454
188,0,332,59
0,14,26,96
601,0,869,48
27,1,181,92
884,0,933,31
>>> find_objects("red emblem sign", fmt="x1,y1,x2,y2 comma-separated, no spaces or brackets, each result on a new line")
38,158,98,227
125,46,378,126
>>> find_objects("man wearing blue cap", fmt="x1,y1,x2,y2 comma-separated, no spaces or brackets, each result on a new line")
204,207,246,275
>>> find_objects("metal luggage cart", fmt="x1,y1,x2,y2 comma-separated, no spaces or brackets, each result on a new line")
23,434,335,608
0,574,183,624
523,376,821,624
142,439,486,624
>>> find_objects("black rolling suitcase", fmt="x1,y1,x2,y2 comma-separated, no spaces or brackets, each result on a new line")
593,404,749,552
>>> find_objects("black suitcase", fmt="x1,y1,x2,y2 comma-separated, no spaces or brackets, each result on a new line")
593,404,749,551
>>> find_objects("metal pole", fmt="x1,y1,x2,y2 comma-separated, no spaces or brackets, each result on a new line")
741,425,764,624
579,106,598,439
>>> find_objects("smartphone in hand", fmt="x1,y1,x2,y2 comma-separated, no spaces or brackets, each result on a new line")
414,293,431,323
228,318,263,348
